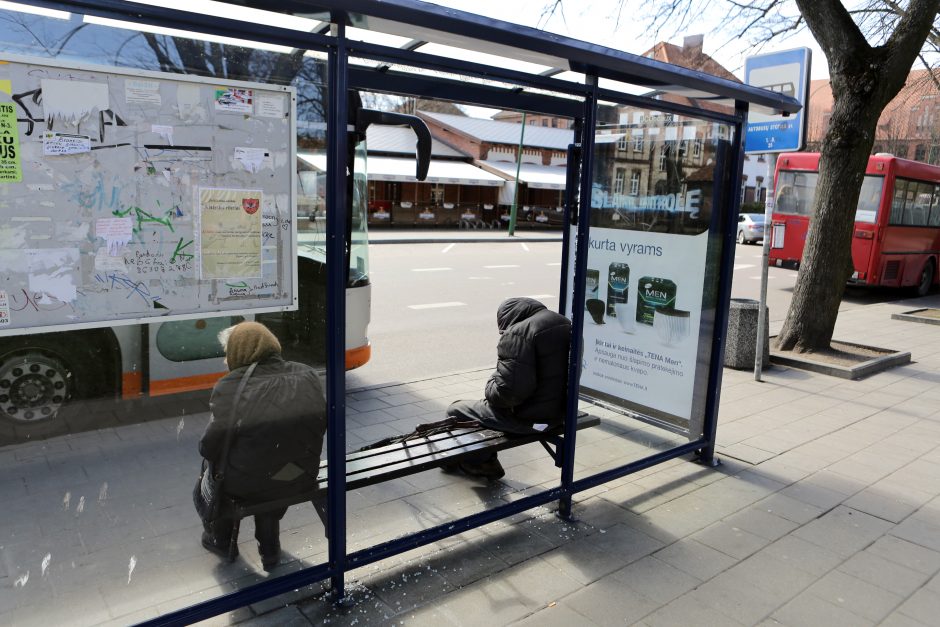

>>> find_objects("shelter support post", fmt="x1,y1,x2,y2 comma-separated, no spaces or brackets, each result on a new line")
558,83,597,520
326,28,350,603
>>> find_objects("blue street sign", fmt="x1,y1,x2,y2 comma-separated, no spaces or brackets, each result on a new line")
744,48,811,154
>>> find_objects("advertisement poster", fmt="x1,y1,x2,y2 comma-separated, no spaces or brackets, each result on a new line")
198,187,262,280
214,88,253,114
0,102,21,182
575,224,707,425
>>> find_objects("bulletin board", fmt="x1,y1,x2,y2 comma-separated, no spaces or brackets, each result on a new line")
0,54,297,336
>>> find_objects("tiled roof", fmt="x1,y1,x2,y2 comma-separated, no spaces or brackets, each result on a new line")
418,111,574,150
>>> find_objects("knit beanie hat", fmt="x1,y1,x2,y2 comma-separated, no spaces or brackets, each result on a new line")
219,321,281,370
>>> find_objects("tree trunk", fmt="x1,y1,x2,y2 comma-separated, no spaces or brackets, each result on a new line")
775,0,940,353
774,97,879,351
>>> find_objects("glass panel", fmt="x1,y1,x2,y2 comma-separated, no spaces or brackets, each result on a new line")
911,181,934,227
855,176,885,224
571,106,732,483
0,7,332,624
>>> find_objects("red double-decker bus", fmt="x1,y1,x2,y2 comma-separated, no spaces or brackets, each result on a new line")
769,152,940,296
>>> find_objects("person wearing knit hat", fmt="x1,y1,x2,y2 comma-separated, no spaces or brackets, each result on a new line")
197,321,327,571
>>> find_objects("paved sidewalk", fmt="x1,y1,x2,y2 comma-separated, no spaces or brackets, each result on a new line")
231,295,940,627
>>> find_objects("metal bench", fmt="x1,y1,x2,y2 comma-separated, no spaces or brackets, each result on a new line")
222,412,600,561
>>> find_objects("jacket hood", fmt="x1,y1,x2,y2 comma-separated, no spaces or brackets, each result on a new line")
496,297,547,332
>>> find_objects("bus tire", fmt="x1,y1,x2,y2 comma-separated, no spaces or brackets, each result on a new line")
915,259,935,297
0,332,114,441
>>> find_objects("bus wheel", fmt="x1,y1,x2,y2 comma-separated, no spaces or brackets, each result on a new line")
0,339,90,439
916,259,935,297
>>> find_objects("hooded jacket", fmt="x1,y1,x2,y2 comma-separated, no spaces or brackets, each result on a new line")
484,297,571,426
199,355,326,500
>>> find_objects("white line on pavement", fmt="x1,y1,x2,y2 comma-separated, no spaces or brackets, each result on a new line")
521,243,530,252
525,294,554,299
468,276,492,280
408,302,467,309
734,264,755,270
412,267,452,272
546,262,562,266
751,276,775,280
441,243,456,254
484,264,521,268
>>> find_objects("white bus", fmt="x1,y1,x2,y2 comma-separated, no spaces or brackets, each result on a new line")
0,104,429,440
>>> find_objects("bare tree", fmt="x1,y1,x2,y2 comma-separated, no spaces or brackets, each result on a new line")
546,0,939,352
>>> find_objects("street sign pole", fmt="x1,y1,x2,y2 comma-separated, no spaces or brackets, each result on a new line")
509,111,526,236
754,155,777,381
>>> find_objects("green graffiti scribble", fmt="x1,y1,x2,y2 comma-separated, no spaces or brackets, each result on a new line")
112,206,175,233
225,281,249,288
171,238,194,263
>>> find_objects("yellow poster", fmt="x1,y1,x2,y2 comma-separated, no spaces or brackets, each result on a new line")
198,187,262,279
0,102,22,183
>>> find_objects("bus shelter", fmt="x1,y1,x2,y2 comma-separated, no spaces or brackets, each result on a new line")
0,1,799,625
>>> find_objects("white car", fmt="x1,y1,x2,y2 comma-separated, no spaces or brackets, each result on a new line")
737,213,765,244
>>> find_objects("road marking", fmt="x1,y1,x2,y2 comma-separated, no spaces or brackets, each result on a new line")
521,243,530,252
484,264,520,268
734,264,754,270
441,243,455,254
525,294,554,299
408,302,467,310
751,276,776,280
412,267,452,272
468,276,492,280
546,262,562,266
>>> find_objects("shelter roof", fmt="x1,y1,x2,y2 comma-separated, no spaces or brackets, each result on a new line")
419,111,574,150
477,160,567,190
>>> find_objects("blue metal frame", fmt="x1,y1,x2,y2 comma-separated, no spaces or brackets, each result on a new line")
0,2,802,624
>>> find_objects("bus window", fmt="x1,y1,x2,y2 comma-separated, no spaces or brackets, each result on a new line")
349,141,370,287
930,184,940,227
155,317,237,362
777,170,884,223
891,178,908,224
912,181,934,226
856,176,885,223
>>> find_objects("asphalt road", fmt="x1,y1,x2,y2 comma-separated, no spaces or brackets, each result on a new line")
346,238,904,389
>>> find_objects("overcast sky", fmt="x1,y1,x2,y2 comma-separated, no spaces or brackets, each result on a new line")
426,0,829,81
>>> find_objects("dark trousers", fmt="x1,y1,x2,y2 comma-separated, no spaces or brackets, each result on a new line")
204,507,287,556
446,399,539,435
446,399,538,464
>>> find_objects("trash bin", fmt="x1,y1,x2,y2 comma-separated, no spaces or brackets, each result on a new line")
724,298,770,369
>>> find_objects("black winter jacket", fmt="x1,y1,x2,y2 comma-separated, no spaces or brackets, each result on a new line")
199,356,326,500
484,297,571,426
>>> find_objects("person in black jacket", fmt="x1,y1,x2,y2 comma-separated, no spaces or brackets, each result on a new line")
198,321,326,571
446,297,571,480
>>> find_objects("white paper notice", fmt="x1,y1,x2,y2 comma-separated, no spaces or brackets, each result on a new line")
26,248,80,303
151,124,174,145
43,132,92,156
0,290,10,327
234,147,271,173
41,79,109,125
125,79,161,105
256,94,285,118
94,247,127,272
96,217,133,255
176,83,204,121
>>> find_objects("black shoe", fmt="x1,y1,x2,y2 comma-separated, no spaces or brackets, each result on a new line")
202,531,236,561
458,457,505,480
